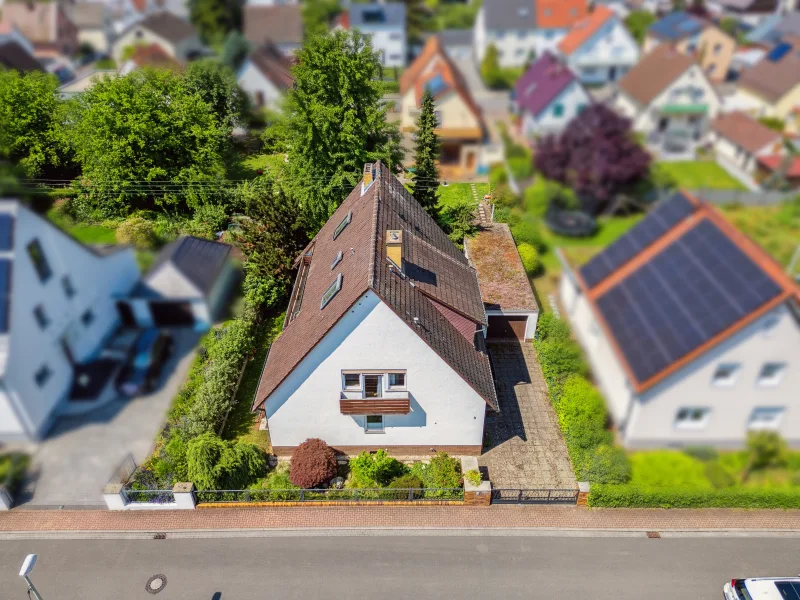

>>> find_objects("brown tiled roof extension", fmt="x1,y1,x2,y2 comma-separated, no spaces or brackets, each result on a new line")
738,50,800,103
243,5,304,47
254,163,497,411
617,44,696,106
711,111,781,154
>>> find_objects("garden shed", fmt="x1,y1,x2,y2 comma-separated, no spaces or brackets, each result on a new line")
121,236,235,330
465,223,539,341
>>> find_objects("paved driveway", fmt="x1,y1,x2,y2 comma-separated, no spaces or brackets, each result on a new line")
479,341,577,490
17,330,200,508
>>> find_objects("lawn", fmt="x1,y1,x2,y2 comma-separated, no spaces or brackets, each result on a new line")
47,209,117,245
437,183,489,209
238,153,286,180
220,312,284,452
654,161,747,191
719,198,800,268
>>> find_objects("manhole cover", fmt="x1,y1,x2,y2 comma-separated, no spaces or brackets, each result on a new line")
146,575,167,594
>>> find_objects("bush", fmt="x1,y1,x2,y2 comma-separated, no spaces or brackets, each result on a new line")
186,433,267,490
589,485,800,509
289,438,338,489
348,449,407,488
583,444,631,484
517,242,542,276
524,178,578,218
493,183,520,209
115,214,157,249
463,469,482,486
747,430,787,471
410,453,461,490
508,155,534,181
536,311,572,343
510,218,546,252
705,462,735,489
489,163,508,189
182,203,229,240
556,376,610,451
628,451,711,489
534,339,588,392
683,446,719,462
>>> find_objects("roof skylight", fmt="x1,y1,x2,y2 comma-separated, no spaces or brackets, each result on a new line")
333,211,352,240
320,273,343,309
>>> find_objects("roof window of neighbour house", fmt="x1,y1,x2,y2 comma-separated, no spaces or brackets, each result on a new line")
0,259,11,334
320,273,343,309
711,363,740,386
34,363,52,387
33,305,50,329
331,251,343,270
81,309,95,327
757,362,786,387
333,212,352,240
363,9,385,23
61,275,76,298
0,213,14,250
27,239,52,283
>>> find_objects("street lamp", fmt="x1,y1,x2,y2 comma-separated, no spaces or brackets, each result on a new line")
19,554,44,600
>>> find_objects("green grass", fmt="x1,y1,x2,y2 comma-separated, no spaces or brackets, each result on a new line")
629,452,713,489
0,453,29,494
47,209,117,245
719,198,800,267
220,312,285,452
437,183,489,209
654,161,747,191
237,153,286,180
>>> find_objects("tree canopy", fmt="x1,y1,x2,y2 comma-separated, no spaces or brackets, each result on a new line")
280,30,402,230
188,0,242,46
411,89,441,216
624,10,656,46
184,59,248,130
534,104,651,214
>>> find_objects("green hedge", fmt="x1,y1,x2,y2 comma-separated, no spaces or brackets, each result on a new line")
589,484,800,509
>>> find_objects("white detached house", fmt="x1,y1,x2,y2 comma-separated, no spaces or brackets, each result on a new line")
0,200,139,442
254,163,497,457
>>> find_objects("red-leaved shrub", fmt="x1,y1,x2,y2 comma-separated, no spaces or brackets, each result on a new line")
289,438,337,489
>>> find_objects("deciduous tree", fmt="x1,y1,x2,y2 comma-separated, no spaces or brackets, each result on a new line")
184,58,248,130
189,0,242,46
410,89,440,216
623,10,656,46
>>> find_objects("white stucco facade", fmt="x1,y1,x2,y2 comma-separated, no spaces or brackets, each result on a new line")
559,258,800,449
356,25,406,68
520,79,591,138
265,292,487,452
110,25,203,63
236,60,284,110
0,202,139,442
563,17,639,85
710,133,776,175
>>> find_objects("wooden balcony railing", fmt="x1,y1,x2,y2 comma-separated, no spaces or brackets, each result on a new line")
339,396,411,415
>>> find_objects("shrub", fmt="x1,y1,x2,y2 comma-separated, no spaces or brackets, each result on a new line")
186,433,267,490
493,183,520,209
556,376,610,452
705,462,735,489
683,446,719,462
747,430,787,471
510,219,546,252
410,453,461,489
536,312,572,344
628,451,711,489
534,339,588,391
517,242,542,276
489,163,508,189
289,438,338,489
589,485,800,509
582,444,631,484
524,178,577,218
463,469,482,486
348,449,407,488
115,214,156,249
182,203,229,240
508,155,534,181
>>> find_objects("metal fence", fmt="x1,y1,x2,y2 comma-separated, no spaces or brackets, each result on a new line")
107,453,138,486
687,188,792,206
195,488,465,504
491,489,579,504
123,489,175,505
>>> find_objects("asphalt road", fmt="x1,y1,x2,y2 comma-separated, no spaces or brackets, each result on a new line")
1,535,798,599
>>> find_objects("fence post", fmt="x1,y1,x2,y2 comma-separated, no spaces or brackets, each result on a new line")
173,483,196,510
461,456,492,506
299,490,305,502
103,483,128,510
408,488,413,501
577,482,590,507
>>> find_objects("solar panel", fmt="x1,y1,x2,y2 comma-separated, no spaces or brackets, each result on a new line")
580,192,695,288
767,42,792,62
0,259,11,334
595,219,783,384
0,214,13,251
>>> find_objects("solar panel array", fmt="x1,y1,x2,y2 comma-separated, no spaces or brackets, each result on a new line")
767,42,792,62
595,219,783,384
0,259,12,334
580,192,696,289
0,214,13,251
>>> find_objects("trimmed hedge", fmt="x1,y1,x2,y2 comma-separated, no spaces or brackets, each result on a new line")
589,484,800,509
517,242,542,276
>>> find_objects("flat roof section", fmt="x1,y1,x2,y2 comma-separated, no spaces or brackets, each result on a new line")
465,223,539,313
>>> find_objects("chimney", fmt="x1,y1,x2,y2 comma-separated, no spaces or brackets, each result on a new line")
386,230,403,269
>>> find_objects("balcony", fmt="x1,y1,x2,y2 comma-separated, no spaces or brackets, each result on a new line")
339,393,411,416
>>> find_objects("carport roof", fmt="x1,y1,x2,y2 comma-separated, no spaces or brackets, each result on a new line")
465,223,538,313
135,236,232,297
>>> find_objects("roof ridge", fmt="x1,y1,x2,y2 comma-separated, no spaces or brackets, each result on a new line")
367,162,382,289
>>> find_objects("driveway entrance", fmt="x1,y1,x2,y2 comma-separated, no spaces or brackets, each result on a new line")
479,341,576,491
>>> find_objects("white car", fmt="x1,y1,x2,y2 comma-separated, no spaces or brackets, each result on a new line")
724,577,800,599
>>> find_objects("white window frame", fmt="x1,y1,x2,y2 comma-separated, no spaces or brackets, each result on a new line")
387,371,407,390
674,407,711,430
757,362,786,388
711,362,740,387
365,415,384,433
342,372,361,390
748,407,785,431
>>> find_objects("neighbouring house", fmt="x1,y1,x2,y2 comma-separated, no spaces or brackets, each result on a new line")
58,69,118,98
710,110,783,175
474,0,590,67
118,43,183,74
733,43,800,134
707,0,780,26
0,200,140,443
644,11,737,82
65,2,112,55
613,44,721,145
348,2,406,67
430,29,473,60
556,5,639,85
755,154,800,188
0,22,42,72
559,191,800,448
399,36,487,177
236,42,294,110
0,2,79,59
243,5,304,56
254,162,497,457
744,11,800,46
464,223,539,341
111,11,203,64
121,236,235,330
514,51,592,138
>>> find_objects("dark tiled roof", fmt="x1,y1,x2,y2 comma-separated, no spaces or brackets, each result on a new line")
0,41,42,72
482,0,536,30
514,52,578,117
247,42,294,89
243,5,304,47
144,236,232,295
255,163,497,411
137,11,197,44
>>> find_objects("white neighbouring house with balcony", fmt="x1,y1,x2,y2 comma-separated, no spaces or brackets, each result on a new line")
559,191,800,448
0,200,139,442
253,163,498,457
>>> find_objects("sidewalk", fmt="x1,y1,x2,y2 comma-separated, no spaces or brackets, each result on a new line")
3,506,800,533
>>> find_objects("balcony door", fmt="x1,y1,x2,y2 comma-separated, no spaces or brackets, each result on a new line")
363,374,382,398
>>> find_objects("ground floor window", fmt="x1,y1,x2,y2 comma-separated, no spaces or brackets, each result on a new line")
748,407,785,430
674,407,711,429
365,415,384,433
